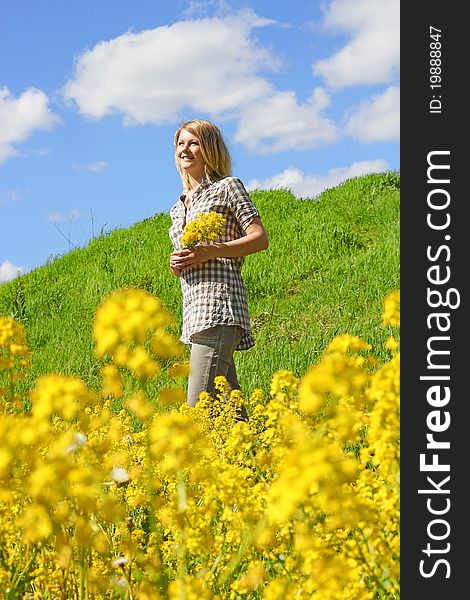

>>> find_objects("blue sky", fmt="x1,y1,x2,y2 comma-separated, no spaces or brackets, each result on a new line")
0,0,399,282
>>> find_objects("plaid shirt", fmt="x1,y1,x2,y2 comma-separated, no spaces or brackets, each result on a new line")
169,176,260,350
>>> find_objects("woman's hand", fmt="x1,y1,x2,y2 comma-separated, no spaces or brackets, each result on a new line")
170,217,268,274
170,250,183,276
170,246,216,272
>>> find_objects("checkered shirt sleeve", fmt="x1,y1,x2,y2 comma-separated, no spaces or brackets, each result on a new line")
169,176,260,350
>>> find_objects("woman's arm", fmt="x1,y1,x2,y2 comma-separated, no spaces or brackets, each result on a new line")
171,217,268,270
213,217,269,257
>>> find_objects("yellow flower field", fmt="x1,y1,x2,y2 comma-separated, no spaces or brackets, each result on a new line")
0,289,400,599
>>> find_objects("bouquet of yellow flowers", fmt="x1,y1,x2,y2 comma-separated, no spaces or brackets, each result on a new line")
180,211,226,249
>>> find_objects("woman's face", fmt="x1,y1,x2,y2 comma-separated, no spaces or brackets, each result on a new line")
176,128,205,183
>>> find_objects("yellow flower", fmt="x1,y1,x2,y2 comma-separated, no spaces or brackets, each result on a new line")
93,288,180,382
18,504,53,543
0,288,400,598
168,360,190,379
101,364,124,398
30,373,97,422
382,289,400,327
180,229,199,248
180,211,226,249
0,447,11,477
126,390,155,421
158,387,186,405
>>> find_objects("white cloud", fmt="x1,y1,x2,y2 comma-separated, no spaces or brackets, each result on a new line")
62,11,338,153
234,88,338,154
72,160,108,173
62,10,277,125
183,0,233,18
30,147,51,158
48,208,83,223
345,85,399,142
313,0,399,90
0,87,60,165
0,260,23,283
0,143,17,164
0,188,21,206
247,159,390,198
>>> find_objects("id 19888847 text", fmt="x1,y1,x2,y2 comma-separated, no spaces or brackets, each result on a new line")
429,26,442,114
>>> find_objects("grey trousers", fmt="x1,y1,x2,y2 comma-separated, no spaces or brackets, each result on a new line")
186,325,242,408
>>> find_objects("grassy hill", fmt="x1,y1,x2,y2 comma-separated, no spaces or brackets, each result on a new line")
0,171,400,402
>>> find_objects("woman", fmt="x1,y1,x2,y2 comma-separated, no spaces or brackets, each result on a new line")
169,119,269,410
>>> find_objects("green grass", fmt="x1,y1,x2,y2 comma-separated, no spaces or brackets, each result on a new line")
0,171,400,401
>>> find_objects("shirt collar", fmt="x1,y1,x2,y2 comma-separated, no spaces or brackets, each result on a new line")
180,178,212,205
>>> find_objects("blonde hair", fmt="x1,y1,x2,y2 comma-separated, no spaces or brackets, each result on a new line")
174,119,232,189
